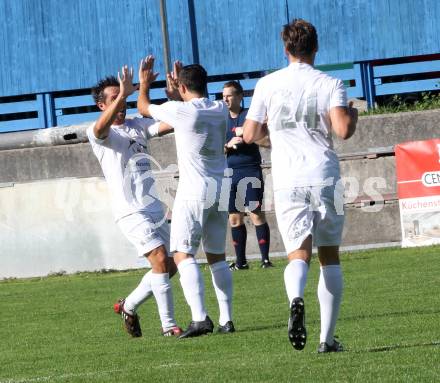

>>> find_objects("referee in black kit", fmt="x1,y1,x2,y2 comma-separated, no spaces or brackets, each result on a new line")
223,81,273,270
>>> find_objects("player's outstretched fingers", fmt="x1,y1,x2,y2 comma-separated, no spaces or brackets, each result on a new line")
145,55,155,70
118,66,127,83
173,60,182,79
139,58,147,82
120,65,127,82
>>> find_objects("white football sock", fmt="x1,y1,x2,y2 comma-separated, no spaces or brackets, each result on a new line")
178,257,207,322
209,261,233,326
150,272,176,330
124,271,153,314
318,265,343,344
284,259,309,304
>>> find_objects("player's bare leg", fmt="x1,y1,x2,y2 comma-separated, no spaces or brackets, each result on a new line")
229,213,244,227
284,235,312,350
317,246,344,352
207,252,234,333
174,252,213,338
167,256,178,277
249,210,265,226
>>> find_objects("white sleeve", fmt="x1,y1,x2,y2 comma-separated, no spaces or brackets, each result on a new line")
146,121,160,138
246,79,267,123
329,79,348,108
149,101,181,128
86,123,124,152
86,124,105,160
132,117,160,139
87,123,106,144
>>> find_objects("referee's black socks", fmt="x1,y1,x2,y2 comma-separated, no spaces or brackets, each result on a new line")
256,223,270,262
231,225,247,267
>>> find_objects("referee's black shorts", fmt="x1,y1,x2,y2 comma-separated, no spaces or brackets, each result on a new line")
228,166,264,213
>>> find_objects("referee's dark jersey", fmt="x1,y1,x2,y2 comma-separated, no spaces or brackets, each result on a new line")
225,108,262,169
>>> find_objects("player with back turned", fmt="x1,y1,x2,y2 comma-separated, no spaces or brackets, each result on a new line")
243,19,357,352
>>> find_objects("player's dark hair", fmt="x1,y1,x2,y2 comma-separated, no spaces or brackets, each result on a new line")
281,19,318,58
178,64,208,95
91,76,119,104
223,80,243,95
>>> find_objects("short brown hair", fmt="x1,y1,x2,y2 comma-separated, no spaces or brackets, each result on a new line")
281,19,318,58
91,76,119,104
223,80,243,95
178,64,208,95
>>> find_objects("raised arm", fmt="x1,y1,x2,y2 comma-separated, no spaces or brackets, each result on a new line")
137,55,159,118
165,61,183,101
93,66,137,139
329,101,358,140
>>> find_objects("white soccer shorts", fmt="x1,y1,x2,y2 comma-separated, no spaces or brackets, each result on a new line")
274,183,345,254
170,200,228,255
117,211,171,258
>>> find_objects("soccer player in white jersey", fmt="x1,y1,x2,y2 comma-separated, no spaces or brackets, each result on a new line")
243,19,358,352
137,56,234,338
87,65,181,338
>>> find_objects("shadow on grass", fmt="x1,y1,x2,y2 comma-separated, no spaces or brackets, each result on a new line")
340,308,440,322
341,255,375,262
237,323,286,332
357,340,440,353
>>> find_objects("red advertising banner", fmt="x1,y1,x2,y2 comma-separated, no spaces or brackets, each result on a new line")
395,139,440,247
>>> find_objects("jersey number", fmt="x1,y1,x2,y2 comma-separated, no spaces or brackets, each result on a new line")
274,91,320,131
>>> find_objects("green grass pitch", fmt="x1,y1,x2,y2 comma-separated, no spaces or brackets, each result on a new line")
1,246,439,382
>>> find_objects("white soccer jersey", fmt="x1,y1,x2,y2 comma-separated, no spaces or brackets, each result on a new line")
247,62,347,190
149,98,228,202
87,117,164,221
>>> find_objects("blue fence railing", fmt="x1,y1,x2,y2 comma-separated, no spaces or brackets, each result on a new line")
0,57,439,134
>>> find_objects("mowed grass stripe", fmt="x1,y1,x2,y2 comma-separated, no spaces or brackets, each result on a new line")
1,245,439,382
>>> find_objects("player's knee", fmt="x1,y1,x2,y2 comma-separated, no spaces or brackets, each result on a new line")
206,252,226,265
147,246,169,272
229,213,244,227
318,246,340,266
249,210,266,225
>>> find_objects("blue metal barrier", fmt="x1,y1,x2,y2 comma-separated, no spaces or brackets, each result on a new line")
361,59,440,108
0,96,44,132
0,58,438,133
207,64,364,107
